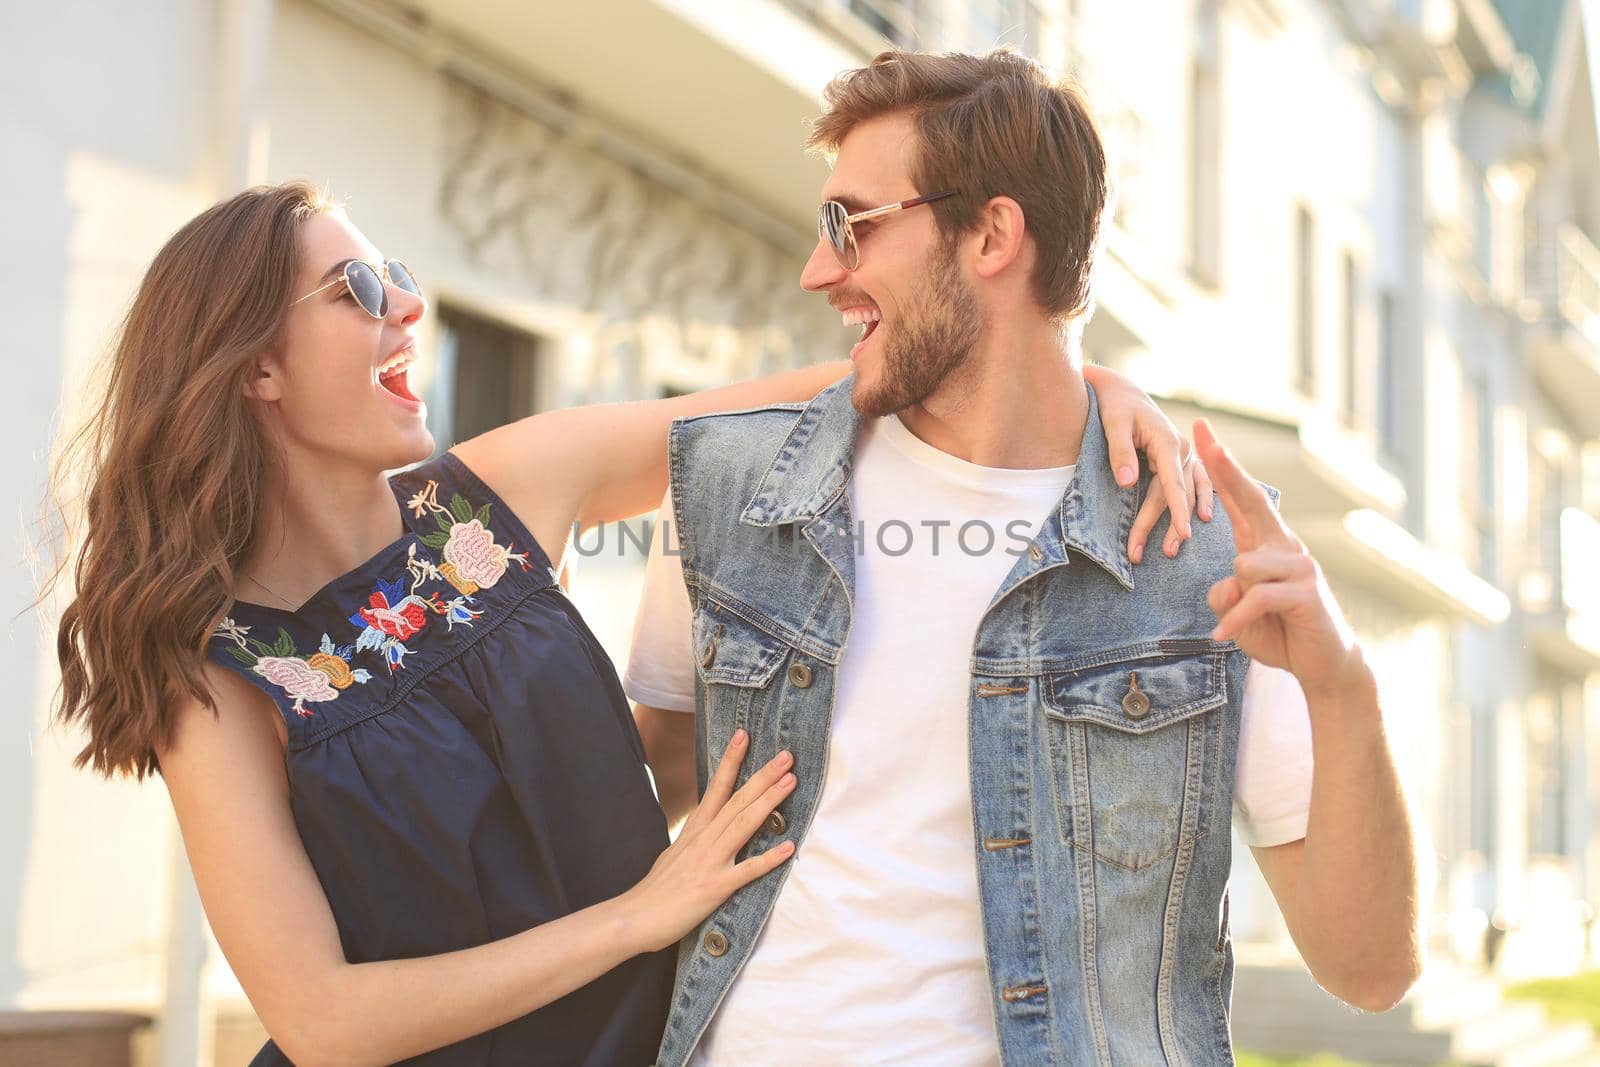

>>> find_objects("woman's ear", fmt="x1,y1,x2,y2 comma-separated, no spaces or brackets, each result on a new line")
243,352,285,403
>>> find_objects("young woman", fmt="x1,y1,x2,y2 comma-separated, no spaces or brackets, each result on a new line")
48,182,1202,1066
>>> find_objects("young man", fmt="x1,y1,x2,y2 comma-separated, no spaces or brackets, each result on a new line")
626,50,1422,1067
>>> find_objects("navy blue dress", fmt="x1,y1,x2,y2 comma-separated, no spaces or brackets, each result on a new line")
207,452,673,1065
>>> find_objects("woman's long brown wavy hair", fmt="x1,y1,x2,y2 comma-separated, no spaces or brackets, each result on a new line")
47,182,333,777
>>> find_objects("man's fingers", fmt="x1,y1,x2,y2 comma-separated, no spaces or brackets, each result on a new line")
1194,419,1287,543
1234,548,1312,586
1212,582,1298,641
1207,575,1243,616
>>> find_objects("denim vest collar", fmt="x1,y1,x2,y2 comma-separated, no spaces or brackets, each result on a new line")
737,374,1137,592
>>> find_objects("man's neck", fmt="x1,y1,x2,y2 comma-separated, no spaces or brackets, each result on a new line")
895,319,1088,470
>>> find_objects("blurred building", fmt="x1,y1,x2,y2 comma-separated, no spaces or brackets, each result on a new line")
4,0,1598,1063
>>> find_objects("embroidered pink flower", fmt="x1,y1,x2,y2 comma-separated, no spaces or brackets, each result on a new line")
253,655,338,717
443,520,510,589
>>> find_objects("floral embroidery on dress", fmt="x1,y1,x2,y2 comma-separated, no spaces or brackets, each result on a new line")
215,478,532,708
408,481,531,596
346,551,483,672
342,480,526,672
215,619,372,718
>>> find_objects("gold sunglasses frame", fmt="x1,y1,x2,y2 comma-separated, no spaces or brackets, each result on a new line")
293,259,419,318
819,190,957,270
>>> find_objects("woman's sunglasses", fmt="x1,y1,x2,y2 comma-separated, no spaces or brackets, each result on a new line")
293,259,420,319
817,190,956,271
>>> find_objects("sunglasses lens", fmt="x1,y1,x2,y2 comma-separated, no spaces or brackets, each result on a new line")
386,260,420,297
820,202,856,269
346,261,386,317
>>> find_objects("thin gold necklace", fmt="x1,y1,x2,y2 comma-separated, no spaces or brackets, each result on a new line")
244,573,299,611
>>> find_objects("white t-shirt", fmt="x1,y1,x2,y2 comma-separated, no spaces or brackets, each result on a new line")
624,413,1313,1067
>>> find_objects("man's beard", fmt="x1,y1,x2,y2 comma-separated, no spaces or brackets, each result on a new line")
851,244,982,419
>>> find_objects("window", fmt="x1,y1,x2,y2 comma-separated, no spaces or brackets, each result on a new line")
849,0,921,46
1458,368,1496,579
432,306,544,449
1018,0,1043,53
963,0,1043,53
1340,252,1360,427
1529,450,1563,583
966,0,1003,48
1294,206,1316,396
1525,691,1568,859
1467,700,1497,862
1188,1,1222,286
1377,288,1401,461
1466,162,1493,285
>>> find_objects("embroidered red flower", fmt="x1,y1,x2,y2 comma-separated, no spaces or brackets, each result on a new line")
358,586,429,641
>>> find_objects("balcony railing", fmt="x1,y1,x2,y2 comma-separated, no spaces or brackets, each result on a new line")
785,0,926,50
843,0,920,46
1462,157,1495,289
1527,220,1600,339
1551,224,1600,341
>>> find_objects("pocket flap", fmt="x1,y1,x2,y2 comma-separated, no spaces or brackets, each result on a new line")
1044,651,1228,735
693,598,789,688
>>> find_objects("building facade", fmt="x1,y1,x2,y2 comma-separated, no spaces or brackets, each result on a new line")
5,0,1598,1062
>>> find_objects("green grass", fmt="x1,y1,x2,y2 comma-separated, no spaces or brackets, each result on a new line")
1237,1054,1460,1067
1505,970,1600,1030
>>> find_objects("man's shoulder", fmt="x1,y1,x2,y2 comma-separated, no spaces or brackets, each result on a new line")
667,399,811,466
672,400,810,429
1149,478,1281,586
669,400,808,453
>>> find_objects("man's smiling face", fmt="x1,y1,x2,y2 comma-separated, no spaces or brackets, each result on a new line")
800,112,981,418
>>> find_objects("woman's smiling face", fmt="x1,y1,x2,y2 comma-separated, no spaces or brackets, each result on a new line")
254,210,434,473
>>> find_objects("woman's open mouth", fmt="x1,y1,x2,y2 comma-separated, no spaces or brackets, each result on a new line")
377,346,421,405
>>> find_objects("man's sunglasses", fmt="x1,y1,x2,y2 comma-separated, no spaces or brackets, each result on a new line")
817,190,956,271
293,259,421,319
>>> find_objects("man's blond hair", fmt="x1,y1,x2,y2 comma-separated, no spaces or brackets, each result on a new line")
808,49,1108,320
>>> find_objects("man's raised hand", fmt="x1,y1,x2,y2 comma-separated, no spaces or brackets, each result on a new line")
1195,418,1365,700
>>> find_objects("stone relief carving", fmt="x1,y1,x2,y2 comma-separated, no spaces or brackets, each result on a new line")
439,78,837,395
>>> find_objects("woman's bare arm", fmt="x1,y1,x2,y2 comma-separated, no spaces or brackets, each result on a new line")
453,362,850,565
160,666,794,1067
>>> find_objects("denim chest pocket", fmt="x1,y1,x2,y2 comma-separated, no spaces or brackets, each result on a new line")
1041,650,1229,873
692,597,795,747
693,603,788,688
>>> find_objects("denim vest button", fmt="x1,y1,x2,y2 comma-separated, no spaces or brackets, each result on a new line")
703,930,729,957
1029,543,1044,562
1121,671,1151,719
788,663,813,688
763,810,787,835
700,625,723,669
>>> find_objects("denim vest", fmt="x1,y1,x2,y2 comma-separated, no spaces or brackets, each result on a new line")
658,377,1256,1066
